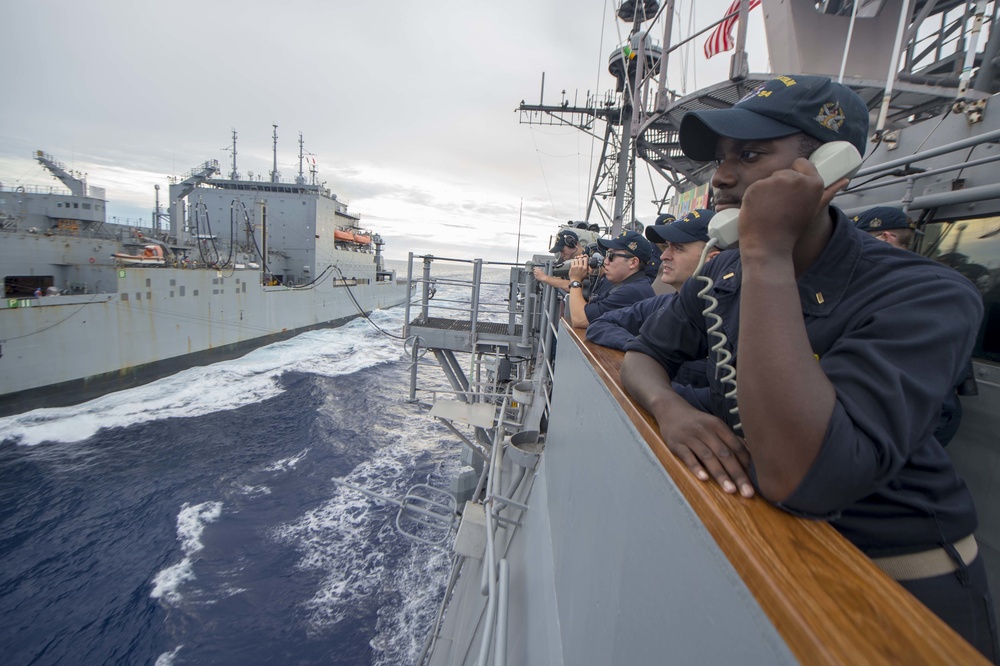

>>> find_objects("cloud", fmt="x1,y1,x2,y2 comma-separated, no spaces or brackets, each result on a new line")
1,0,766,263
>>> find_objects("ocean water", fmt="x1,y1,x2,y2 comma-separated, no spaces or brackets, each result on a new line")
0,265,505,665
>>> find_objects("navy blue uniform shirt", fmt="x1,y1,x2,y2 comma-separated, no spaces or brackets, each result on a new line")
583,271,655,323
587,292,676,350
625,208,983,556
587,292,711,401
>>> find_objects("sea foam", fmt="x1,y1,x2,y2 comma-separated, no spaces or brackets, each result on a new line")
0,308,407,446
150,501,223,605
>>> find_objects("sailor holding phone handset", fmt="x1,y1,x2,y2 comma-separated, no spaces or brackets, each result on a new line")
620,75,997,662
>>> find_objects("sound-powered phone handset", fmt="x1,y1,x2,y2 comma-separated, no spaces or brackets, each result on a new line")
705,141,863,249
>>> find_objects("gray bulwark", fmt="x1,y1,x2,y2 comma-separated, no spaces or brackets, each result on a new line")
538,330,795,665
431,325,796,665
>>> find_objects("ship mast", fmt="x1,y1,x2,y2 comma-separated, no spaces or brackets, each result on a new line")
296,132,306,185
517,1,661,235
270,124,280,183
230,129,239,180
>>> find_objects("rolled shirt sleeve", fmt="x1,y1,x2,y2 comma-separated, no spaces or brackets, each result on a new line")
583,275,655,323
587,293,675,350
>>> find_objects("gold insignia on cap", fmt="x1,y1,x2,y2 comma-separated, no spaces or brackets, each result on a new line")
869,218,882,228
628,242,637,251
776,76,797,87
816,102,845,131
738,84,767,104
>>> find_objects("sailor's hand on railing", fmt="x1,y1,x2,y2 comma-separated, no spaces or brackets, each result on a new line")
658,403,754,499
532,266,549,285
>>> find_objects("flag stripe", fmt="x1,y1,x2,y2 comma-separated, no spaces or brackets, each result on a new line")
704,0,762,60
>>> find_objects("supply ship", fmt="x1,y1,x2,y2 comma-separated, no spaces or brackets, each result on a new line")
347,1,1000,663
0,130,409,416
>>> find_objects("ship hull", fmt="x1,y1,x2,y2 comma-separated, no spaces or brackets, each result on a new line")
0,266,409,416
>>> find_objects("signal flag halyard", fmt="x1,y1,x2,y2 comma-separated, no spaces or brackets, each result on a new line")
704,0,762,59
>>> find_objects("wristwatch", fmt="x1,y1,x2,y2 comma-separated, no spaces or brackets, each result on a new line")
568,280,583,289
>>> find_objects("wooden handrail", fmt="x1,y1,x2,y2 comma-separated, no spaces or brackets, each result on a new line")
562,321,989,665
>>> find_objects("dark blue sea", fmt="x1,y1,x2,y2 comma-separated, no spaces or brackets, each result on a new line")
0,295,468,665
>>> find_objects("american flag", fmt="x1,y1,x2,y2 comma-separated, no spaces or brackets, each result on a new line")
704,0,762,59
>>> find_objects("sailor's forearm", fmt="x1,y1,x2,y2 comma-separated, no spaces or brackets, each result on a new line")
737,257,835,501
621,351,684,420
568,289,589,328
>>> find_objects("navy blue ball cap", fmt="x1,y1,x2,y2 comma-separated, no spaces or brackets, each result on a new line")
597,230,652,263
645,208,715,245
549,229,579,253
654,213,676,225
853,206,913,232
679,75,870,162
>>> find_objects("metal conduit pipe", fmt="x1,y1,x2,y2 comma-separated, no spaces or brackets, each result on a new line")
956,1,989,99
856,128,1000,177
494,559,510,666
842,182,1000,217
973,4,1000,93
874,0,912,134
416,554,464,666
847,153,1000,194
476,409,507,666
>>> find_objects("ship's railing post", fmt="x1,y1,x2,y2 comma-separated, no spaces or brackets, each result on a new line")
407,336,421,403
420,255,433,323
521,266,537,350
403,252,415,334
470,258,483,345
468,259,483,386
534,261,560,415
507,265,520,336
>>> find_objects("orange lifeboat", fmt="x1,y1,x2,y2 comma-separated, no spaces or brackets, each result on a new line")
352,234,371,245
334,229,354,242
113,244,166,266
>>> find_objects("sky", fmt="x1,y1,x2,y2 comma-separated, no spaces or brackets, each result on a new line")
0,0,766,262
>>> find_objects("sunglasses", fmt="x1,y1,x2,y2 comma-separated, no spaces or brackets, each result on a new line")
605,252,634,262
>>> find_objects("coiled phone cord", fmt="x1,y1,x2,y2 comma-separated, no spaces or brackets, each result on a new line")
693,239,742,434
